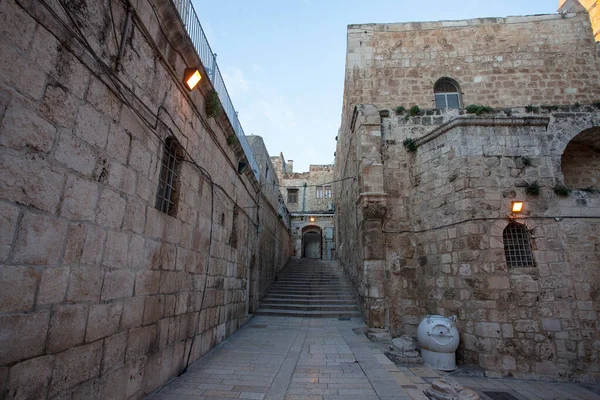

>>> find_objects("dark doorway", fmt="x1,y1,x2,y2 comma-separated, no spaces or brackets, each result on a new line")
302,229,322,259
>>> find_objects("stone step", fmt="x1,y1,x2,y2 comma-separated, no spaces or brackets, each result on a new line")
265,294,355,300
261,298,356,305
254,308,362,318
270,284,350,290
259,303,359,311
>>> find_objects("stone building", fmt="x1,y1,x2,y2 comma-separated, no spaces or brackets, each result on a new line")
271,153,336,260
335,2,600,382
559,0,600,40
0,0,290,397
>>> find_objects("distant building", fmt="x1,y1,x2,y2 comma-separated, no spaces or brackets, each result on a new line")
271,153,336,260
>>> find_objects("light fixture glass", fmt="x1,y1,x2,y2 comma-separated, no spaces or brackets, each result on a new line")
183,68,202,91
511,201,524,213
309,216,315,222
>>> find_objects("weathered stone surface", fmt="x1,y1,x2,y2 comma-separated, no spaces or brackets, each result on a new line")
0,154,64,214
37,266,70,305
61,176,99,221
121,296,145,330
101,332,127,374
66,267,104,302
75,104,110,149
12,213,67,265
50,342,102,396
96,189,126,229
0,101,56,152
54,131,98,176
0,265,38,312
126,325,157,362
0,312,50,365
86,302,123,342
423,378,480,400
47,304,88,353
6,355,54,400
366,328,392,342
102,230,129,269
101,269,135,300
0,202,19,262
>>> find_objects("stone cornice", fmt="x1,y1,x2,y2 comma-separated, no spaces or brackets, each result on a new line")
414,116,550,148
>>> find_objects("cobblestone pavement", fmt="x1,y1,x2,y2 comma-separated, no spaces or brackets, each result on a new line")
147,316,600,400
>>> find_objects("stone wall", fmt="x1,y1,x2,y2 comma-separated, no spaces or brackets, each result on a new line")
335,104,600,381
560,0,600,41
343,10,600,118
277,164,335,213
0,0,290,398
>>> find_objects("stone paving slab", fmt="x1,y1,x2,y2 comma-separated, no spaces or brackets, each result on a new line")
146,316,600,400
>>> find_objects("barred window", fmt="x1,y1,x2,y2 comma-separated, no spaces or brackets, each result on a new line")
324,185,332,199
503,222,534,268
316,187,323,198
156,137,184,217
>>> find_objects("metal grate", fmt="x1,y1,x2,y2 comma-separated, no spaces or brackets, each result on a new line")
156,137,183,216
482,391,520,400
503,222,534,267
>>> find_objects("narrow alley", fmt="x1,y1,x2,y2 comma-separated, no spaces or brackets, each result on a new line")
147,260,599,400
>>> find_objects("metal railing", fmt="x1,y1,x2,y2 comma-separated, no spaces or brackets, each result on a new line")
171,0,260,181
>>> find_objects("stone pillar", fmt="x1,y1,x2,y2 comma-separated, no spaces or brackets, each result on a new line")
358,195,388,328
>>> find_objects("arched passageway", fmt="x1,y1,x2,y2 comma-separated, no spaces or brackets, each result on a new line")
561,127,600,190
302,226,322,259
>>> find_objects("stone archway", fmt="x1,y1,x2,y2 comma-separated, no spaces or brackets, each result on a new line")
302,225,322,259
561,127,600,190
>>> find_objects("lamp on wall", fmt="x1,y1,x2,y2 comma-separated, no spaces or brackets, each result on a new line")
183,68,202,91
309,216,315,222
511,201,524,214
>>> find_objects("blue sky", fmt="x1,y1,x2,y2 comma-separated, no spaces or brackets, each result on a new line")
194,1,558,172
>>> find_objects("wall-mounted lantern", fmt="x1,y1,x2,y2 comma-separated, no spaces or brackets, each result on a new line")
183,68,202,91
511,201,524,214
309,216,315,223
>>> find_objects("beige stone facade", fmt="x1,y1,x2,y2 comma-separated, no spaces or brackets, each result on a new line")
560,0,600,41
336,6,600,383
271,154,336,260
0,0,290,397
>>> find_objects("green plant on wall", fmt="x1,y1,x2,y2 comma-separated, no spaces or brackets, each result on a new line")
554,185,571,197
395,106,406,115
403,138,417,152
525,105,539,113
409,105,421,116
465,104,493,116
226,134,238,145
206,89,222,118
526,181,540,196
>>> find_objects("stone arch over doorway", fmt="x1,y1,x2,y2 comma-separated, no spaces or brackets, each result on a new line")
302,225,322,259
561,127,600,190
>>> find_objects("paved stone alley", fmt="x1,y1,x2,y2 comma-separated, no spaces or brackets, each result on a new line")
146,315,600,400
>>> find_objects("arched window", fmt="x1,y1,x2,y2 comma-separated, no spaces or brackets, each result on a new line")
156,136,184,216
503,222,534,268
434,78,462,109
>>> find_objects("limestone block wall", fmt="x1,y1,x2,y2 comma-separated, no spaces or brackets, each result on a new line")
560,0,600,41
278,165,335,213
343,10,600,118
0,0,290,397
379,108,600,381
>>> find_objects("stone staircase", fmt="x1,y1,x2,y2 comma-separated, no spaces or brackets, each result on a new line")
255,259,361,318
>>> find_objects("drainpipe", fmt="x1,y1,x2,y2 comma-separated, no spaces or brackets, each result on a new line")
115,1,133,72
302,182,307,212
